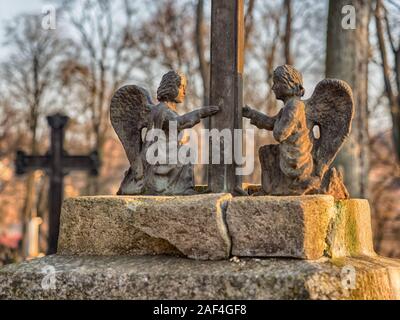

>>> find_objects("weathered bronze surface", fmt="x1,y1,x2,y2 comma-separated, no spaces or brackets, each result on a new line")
111,71,219,196
244,65,354,199
208,0,245,195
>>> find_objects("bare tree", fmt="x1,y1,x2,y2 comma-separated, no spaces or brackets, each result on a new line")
369,131,400,254
60,0,146,193
1,14,68,255
0,97,19,194
375,0,400,162
0,98,19,160
195,0,210,106
326,0,371,198
245,0,257,51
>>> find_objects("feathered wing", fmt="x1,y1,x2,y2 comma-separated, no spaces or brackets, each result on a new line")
305,79,355,178
110,85,153,193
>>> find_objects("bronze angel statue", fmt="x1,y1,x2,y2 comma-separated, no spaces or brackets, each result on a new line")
110,71,219,195
244,65,354,199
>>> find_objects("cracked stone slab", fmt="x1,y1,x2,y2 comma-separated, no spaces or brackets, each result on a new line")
129,194,232,260
1,255,400,300
58,194,232,260
226,195,334,260
58,194,377,261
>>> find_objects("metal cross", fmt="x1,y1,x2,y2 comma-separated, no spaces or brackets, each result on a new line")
208,0,245,194
16,113,100,255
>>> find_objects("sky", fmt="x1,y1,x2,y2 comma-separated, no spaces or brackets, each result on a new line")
0,0,46,22
0,0,46,58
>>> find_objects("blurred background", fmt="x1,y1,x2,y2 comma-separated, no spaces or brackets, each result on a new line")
0,0,399,264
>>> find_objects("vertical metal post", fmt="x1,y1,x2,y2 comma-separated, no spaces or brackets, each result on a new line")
209,0,245,194
47,114,69,255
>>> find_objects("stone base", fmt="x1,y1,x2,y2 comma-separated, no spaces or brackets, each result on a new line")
58,194,232,260
227,195,333,259
1,255,400,300
58,194,375,261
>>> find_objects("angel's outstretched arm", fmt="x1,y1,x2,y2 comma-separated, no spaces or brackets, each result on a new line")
243,105,278,131
273,102,299,142
175,106,220,130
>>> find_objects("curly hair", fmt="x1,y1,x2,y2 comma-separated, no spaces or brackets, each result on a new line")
157,71,184,102
273,65,305,97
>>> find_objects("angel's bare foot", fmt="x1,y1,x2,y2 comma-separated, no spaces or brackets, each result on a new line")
233,187,249,197
289,176,321,195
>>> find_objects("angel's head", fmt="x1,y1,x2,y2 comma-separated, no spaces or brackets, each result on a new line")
157,71,187,104
272,65,305,101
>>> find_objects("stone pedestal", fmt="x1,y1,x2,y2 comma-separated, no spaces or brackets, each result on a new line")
57,194,375,261
1,255,399,300
58,194,232,260
1,193,399,300
227,196,333,259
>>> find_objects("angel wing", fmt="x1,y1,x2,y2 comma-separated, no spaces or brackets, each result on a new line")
110,85,154,194
305,79,355,178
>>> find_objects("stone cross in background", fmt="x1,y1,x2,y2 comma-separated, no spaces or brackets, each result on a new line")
16,114,100,255
208,0,245,194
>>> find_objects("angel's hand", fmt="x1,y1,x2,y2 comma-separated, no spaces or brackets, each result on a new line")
176,107,218,130
243,105,253,118
200,106,220,118
244,106,275,131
